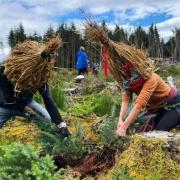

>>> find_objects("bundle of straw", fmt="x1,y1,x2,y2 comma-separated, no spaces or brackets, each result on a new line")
4,36,62,93
85,24,153,86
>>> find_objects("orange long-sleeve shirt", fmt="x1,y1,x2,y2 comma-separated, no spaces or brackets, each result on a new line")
122,73,171,110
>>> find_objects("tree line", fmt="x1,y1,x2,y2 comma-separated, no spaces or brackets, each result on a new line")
8,22,180,68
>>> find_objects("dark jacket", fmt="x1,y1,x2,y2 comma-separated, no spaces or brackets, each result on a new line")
0,66,63,124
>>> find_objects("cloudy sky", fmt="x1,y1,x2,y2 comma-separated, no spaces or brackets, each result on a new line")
0,0,180,61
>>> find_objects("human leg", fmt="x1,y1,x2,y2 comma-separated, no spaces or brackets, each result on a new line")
78,69,83,75
28,100,51,121
155,108,180,131
0,107,26,127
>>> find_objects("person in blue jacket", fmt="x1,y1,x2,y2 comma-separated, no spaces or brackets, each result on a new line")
76,46,88,75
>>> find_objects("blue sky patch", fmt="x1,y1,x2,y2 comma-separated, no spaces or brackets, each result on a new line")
132,12,173,26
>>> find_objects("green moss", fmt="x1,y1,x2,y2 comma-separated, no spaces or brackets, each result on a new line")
69,100,94,117
0,118,41,148
114,135,180,180
113,167,133,180
0,116,87,163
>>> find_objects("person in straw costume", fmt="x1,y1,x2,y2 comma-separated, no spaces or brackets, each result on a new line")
85,23,180,136
0,36,70,138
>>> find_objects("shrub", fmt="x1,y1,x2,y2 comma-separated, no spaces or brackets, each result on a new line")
69,92,114,117
34,72,67,110
36,119,87,162
94,116,129,150
0,143,61,180
157,65,180,78
69,100,94,117
51,83,66,110
99,72,114,82
92,92,114,116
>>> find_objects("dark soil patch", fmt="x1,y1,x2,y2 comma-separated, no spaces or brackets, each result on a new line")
73,149,116,177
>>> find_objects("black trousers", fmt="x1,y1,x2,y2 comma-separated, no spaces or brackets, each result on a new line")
78,68,88,75
154,92,180,131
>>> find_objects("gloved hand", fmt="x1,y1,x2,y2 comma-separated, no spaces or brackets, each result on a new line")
57,122,70,138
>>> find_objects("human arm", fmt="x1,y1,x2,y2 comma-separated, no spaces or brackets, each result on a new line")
117,91,131,128
38,84,63,124
116,75,158,136
38,84,70,137
116,104,141,136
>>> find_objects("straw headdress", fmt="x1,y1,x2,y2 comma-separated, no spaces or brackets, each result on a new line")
85,24,153,86
4,36,62,93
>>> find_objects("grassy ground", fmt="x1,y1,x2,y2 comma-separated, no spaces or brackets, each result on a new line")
0,65,180,179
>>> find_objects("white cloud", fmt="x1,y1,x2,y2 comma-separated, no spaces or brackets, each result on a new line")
0,47,9,63
156,17,180,41
0,0,180,50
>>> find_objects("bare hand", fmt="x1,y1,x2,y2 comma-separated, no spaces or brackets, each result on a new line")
116,118,124,129
116,126,127,136
24,106,33,113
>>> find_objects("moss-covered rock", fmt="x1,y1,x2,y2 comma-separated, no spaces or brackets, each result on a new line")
67,115,100,143
0,117,41,147
113,132,180,180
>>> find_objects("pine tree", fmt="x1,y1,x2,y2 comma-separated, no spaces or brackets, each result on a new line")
148,25,161,58
148,24,156,57
43,25,55,41
8,30,15,48
174,28,180,61
8,23,26,48
129,26,148,49
154,26,161,57
28,31,42,41
164,37,175,58
18,23,26,42
56,23,84,68
112,24,127,42
160,39,165,59
101,19,108,32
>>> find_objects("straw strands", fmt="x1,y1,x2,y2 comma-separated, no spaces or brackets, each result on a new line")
85,24,153,85
4,36,62,93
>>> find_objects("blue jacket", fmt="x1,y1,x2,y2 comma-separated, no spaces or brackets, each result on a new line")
76,50,88,69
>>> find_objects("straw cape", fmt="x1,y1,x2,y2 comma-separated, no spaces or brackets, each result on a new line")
85,24,154,86
4,36,62,93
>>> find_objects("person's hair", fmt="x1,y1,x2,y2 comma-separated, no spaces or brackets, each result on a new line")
80,46,85,51
4,36,62,93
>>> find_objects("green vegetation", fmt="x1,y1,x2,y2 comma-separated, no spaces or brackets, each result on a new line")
69,92,114,117
0,143,62,180
93,92,114,116
95,116,129,150
157,65,180,78
114,135,180,180
34,71,67,110
38,120,87,162
99,72,114,82
1,66,180,179
113,167,133,180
